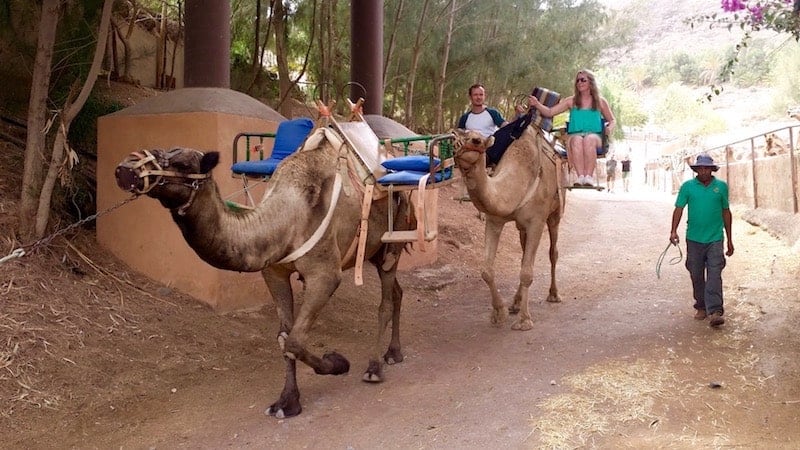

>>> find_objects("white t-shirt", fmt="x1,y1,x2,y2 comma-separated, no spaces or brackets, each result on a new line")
465,110,499,137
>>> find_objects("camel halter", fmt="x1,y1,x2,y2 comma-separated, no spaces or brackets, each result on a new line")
276,172,343,264
116,149,211,215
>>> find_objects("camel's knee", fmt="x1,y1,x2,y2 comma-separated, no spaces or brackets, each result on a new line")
481,270,494,284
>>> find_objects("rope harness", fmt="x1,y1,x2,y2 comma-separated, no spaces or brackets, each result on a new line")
115,149,211,215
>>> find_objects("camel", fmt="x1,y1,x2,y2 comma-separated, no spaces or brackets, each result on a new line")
114,128,412,419
452,127,562,331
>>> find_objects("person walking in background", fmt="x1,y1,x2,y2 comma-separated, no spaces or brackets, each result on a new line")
621,154,632,192
669,153,734,327
606,154,617,192
528,69,616,187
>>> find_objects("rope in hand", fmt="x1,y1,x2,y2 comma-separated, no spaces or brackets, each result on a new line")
656,241,683,279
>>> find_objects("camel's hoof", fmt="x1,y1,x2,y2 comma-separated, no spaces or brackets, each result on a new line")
383,347,403,365
546,294,562,303
511,319,534,331
266,397,301,419
490,307,509,327
314,351,350,375
362,360,384,383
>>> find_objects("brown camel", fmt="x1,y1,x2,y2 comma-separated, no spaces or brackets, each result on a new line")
452,127,563,331
114,129,412,419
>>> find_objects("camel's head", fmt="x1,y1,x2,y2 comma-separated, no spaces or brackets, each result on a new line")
452,129,494,169
115,148,219,212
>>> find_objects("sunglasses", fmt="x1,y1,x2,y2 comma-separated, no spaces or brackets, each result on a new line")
576,77,589,83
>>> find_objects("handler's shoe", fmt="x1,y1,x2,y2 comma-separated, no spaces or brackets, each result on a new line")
694,309,707,320
709,310,725,327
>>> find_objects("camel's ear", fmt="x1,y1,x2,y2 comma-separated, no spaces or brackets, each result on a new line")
200,152,220,174
486,136,495,147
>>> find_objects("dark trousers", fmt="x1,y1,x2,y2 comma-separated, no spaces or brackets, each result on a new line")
685,239,726,313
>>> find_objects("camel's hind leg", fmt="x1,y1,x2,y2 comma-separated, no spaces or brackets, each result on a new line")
363,244,405,383
545,209,562,303
481,217,508,327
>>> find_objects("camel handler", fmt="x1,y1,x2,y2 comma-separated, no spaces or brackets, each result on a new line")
669,153,734,328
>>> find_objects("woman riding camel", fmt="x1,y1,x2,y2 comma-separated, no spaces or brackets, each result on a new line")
528,69,616,187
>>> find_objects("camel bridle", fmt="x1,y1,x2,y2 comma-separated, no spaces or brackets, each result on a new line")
115,149,211,215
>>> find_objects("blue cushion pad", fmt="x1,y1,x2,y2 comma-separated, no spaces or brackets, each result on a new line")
382,155,441,172
231,158,282,175
271,118,315,159
377,169,451,185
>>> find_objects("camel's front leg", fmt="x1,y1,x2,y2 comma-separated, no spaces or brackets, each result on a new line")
481,217,507,327
262,267,303,418
511,220,547,331
280,269,350,376
364,248,404,382
545,210,562,303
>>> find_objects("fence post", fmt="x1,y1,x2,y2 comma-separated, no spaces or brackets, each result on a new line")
750,137,758,209
790,126,798,214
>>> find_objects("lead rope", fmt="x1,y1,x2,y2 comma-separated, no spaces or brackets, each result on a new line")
656,241,683,279
0,195,140,266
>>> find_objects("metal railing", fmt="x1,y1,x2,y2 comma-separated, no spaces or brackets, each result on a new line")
690,124,799,213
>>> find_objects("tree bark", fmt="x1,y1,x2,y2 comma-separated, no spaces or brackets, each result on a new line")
383,0,404,88
273,0,291,117
33,0,113,238
19,0,61,240
403,0,430,129
434,0,457,131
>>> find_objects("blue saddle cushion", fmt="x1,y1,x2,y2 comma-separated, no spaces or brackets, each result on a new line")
377,169,451,185
231,158,283,175
382,155,441,172
231,117,314,176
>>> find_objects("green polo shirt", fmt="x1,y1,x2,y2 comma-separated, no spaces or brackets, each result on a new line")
675,177,729,243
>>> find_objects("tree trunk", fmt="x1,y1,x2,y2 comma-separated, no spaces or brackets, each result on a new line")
383,0,404,87
403,0,430,129
33,0,113,238
273,0,291,117
19,0,61,240
156,1,167,88
434,0,457,132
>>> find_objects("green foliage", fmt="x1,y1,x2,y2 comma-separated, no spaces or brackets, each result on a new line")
652,83,727,136
725,37,776,87
68,93,125,157
769,41,800,113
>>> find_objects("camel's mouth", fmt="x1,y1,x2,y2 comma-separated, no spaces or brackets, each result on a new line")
115,164,143,193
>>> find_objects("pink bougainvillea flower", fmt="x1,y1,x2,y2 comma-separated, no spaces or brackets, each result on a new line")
747,5,764,23
721,0,747,12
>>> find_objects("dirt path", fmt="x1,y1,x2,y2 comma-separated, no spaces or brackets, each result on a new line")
4,183,800,449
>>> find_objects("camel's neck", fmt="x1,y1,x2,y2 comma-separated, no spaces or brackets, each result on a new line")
462,137,546,218
171,181,300,272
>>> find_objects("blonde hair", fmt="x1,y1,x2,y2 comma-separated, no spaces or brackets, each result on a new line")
572,69,600,110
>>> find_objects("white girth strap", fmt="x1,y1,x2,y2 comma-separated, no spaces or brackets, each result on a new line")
276,173,343,264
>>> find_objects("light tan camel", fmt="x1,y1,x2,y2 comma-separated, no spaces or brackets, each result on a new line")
452,127,562,331
114,131,412,419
